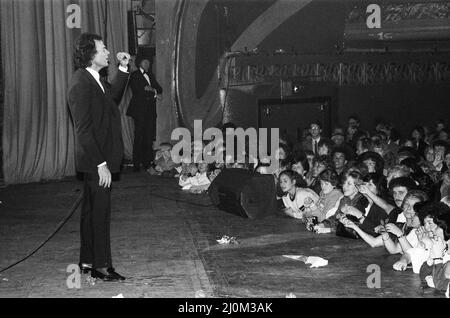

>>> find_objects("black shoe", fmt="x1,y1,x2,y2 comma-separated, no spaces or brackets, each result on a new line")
107,267,126,281
91,268,125,281
79,263,92,274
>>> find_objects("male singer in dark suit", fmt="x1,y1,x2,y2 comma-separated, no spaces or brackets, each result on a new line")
67,33,130,281
126,58,162,171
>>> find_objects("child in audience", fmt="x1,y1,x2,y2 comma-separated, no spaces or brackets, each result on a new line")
148,142,178,176
179,163,198,187
190,162,211,193
179,162,211,193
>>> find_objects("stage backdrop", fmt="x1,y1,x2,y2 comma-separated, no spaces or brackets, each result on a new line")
3,0,450,184
1,0,131,184
157,0,450,144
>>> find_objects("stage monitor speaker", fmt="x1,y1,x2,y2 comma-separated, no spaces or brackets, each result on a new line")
208,168,277,219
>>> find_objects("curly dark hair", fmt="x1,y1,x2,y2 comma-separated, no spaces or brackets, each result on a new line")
314,154,332,168
363,172,387,197
73,33,103,70
358,151,384,175
293,153,310,174
331,146,350,161
279,169,296,181
416,201,450,240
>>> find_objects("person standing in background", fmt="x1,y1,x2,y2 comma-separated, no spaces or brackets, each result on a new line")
126,57,162,172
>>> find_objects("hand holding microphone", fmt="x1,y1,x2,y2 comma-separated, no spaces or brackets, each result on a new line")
116,52,131,68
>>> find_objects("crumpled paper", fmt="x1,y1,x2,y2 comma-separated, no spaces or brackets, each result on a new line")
305,256,328,268
195,290,206,298
112,293,124,298
216,235,239,245
282,255,328,268
85,276,96,286
282,255,308,262
316,227,332,234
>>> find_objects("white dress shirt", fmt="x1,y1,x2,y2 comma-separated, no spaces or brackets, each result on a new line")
140,67,151,85
86,67,105,93
312,137,321,154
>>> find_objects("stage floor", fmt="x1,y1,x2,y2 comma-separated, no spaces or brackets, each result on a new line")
0,170,444,298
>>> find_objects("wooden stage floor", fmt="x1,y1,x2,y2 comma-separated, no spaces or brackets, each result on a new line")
0,170,444,298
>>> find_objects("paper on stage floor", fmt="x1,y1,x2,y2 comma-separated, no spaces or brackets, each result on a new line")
216,235,239,245
316,227,332,234
282,255,328,268
306,256,329,267
283,255,308,262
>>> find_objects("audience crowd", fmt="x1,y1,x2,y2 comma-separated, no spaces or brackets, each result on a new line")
147,116,450,297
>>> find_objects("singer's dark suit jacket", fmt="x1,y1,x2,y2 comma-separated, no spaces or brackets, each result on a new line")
68,68,129,173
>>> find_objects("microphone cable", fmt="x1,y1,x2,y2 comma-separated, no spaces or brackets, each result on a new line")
0,186,214,273
0,192,83,274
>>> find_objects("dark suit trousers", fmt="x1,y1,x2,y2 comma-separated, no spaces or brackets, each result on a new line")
133,114,155,168
80,173,112,269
